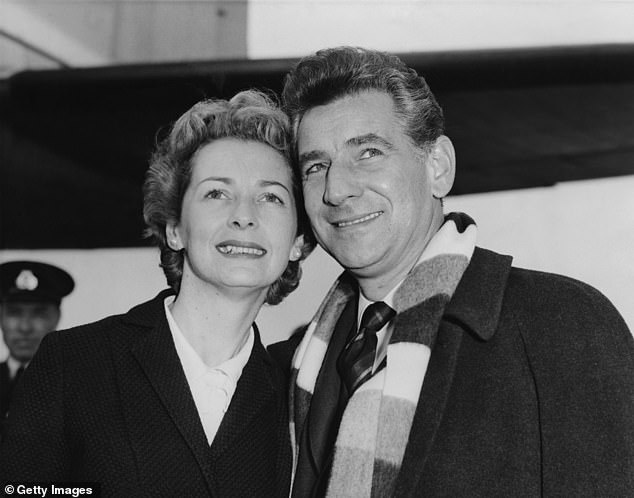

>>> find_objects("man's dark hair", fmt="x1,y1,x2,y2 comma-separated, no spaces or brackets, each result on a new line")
282,46,445,156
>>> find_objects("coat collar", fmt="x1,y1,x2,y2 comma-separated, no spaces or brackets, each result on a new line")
443,247,513,341
121,289,175,328
395,247,513,497
119,290,281,495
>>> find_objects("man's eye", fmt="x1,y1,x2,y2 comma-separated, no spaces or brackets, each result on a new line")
359,148,382,160
304,162,328,177
260,192,284,204
204,189,227,200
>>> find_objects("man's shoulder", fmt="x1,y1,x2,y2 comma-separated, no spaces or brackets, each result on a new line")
506,262,620,318
468,246,622,318
0,362,8,383
268,325,308,376
502,261,632,362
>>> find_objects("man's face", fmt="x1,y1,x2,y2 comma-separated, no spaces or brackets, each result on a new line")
297,90,447,293
1,301,60,362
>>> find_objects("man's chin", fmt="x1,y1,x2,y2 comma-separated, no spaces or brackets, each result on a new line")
330,251,382,275
9,347,38,363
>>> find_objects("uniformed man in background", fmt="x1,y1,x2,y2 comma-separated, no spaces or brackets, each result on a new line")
0,261,74,437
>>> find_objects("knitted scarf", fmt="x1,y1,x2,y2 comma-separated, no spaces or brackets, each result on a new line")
289,213,477,497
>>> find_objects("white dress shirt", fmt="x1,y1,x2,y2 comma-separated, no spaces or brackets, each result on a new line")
164,296,253,445
6,355,26,379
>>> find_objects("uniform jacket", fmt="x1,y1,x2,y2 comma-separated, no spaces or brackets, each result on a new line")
270,247,634,497
0,361,18,440
0,291,291,498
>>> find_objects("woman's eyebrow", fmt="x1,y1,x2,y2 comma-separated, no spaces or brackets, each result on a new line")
259,180,291,194
196,176,232,187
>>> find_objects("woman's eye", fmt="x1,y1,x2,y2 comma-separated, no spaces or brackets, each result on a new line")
204,189,227,200
261,192,284,204
359,148,382,160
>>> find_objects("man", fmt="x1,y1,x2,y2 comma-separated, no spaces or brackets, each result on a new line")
0,260,74,436
271,47,634,497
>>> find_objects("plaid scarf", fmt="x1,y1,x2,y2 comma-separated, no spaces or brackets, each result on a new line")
289,213,477,497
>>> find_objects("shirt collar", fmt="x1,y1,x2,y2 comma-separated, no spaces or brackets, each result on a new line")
163,296,253,384
357,249,427,325
7,355,26,379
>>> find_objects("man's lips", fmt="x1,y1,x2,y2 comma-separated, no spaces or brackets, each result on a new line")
331,211,383,228
11,339,38,348
216,240,267,257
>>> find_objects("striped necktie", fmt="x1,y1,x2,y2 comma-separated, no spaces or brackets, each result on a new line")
337,301,396,395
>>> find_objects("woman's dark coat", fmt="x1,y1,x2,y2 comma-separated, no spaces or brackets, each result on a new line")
0,291,291,498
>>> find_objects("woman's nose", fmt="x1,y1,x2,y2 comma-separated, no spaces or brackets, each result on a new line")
229,201,258,229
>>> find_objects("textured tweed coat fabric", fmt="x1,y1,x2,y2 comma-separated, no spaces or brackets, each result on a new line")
0,291,292,498
270,247,634,497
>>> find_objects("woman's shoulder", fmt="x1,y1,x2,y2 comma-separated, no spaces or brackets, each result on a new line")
48,290,173,354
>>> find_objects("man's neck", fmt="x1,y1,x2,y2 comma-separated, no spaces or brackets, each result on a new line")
354,209,445,300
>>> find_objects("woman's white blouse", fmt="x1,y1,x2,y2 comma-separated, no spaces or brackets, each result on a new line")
163,297,254,445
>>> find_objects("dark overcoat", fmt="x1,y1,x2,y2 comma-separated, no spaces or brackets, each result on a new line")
271,247,634,497
0,291,291,498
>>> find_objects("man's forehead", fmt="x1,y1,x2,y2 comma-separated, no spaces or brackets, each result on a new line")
2,301,59,311
297,91,400,151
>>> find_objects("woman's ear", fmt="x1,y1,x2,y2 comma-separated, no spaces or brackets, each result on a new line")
165,222,183,251
289,234,305,262
428,135,456,199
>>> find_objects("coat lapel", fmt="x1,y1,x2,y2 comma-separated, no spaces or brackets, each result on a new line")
117,292,216,494
208,329,277,462
393,320,464,496
394,248,513,496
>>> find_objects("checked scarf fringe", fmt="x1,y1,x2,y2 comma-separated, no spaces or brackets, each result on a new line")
289,213,477,497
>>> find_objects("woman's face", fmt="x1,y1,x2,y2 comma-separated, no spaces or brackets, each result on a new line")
168,138,303,298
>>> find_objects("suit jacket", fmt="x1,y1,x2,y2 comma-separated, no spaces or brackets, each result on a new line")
270,247,634,497
0,291,291,498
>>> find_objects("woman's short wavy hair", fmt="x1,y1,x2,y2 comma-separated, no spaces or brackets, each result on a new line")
143,90,315,305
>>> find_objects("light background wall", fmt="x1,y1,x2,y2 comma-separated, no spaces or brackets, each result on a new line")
248,1,634,58
2,174,632,359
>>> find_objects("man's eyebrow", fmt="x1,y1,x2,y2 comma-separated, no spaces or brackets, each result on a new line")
298,150,326,167
346,133,394,149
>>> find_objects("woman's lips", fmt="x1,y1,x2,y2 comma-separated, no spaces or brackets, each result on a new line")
216,240,266,256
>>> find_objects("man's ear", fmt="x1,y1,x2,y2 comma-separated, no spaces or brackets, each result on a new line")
428,135,456,199
165,222,183,251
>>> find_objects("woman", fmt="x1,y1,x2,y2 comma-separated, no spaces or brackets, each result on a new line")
0,90,313,497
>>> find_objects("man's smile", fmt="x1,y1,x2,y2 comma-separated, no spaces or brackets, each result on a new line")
331,211,384,228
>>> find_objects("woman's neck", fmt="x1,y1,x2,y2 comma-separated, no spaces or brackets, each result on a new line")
170,279,267,368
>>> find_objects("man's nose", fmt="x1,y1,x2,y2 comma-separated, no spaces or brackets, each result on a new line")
17,316,34,334
323,160,362,206
229,200,258,229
